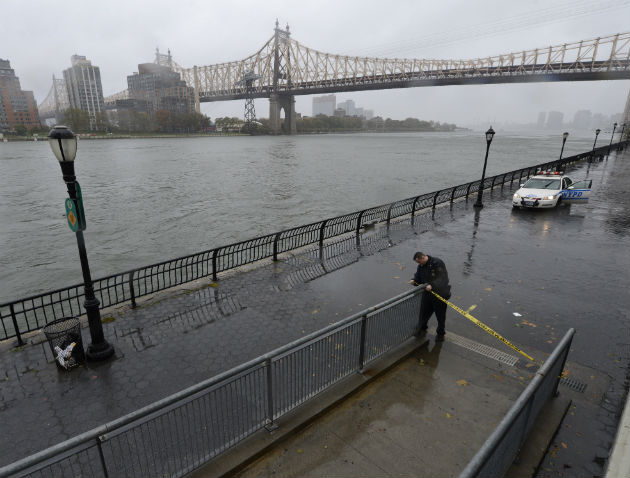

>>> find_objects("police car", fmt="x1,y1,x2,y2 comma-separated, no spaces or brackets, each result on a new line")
512,171,592,209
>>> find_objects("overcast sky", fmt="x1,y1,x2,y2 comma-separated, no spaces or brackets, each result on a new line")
3,0,628,128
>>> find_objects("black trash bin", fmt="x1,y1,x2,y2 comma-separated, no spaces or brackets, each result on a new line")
43,317,86,370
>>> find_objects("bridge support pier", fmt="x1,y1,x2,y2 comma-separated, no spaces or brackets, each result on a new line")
269,93,296,135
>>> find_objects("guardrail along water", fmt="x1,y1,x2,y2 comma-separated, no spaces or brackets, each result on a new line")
0,142,624,342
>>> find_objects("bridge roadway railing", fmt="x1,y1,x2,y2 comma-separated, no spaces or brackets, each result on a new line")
0,142,625,343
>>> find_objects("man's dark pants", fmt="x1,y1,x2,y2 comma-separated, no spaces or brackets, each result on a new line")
418,292,447,336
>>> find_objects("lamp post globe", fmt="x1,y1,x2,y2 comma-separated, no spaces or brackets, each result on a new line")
473,127,495,209
48,126,114,361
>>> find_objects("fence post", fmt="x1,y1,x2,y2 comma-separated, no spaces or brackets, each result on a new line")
96,436,109,478
358,314,368,371
273,232,281,261
411,196,420,225
318,219,328,260
356,210,366,247
432,191,440,210
386,203,394,226
9,304,25,346
466,182,473,199
265,358,278,431
128,271,136,309
450,186,457,203
212,249,218,282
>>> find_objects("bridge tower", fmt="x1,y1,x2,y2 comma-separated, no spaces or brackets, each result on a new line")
238,71,262,133
269,20,296,134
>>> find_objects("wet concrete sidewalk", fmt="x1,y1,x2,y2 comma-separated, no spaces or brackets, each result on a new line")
1,149,628,477
193,332,572,478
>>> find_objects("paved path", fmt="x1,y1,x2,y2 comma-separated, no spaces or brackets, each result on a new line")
1,150,628,477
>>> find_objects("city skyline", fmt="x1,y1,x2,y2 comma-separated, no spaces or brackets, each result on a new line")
2,0,629,127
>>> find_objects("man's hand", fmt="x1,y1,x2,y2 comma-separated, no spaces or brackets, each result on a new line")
410,280,418,286
425,284,432,291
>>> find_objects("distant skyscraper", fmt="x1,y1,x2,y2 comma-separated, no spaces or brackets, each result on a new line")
546,111,564,130
312,94,336,116
573,110,592,130
338,99,357,116
536,111,546,128
0,59,41,132
127,63,194,117
63,55,105,130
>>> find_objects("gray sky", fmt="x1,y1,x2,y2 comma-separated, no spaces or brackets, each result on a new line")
3,0,629,128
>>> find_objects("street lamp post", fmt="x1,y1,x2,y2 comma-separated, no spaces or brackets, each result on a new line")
608,122,617,156
473,127,496,209
619,123,627,151
559,131,569,162
591,128,601,161
48,126,114,361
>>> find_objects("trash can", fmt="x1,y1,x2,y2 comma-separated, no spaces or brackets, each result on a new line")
43,317,85,370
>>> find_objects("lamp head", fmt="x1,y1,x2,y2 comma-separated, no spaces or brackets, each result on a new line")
595,128,601,136
485,126,495,143
48,125,77,162
613,122,618,128
562,131,569,140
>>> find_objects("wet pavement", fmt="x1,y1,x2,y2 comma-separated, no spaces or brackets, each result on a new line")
0,149,629,476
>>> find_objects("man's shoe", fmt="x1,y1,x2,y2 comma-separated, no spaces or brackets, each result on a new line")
414,328,428,338
435,334,445,342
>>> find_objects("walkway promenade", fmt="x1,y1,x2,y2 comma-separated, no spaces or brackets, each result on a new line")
0,148,628,477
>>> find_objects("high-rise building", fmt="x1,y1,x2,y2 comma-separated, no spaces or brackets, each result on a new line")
127,63,194,117
312,94,336,116
536,111,546,128
573,110,592,130
546,111,564,130
63,55,105,130
0,59,41,132
338,99,357,116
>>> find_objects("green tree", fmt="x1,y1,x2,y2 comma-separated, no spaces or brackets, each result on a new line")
62,109,90,132
155,109,171,132
14,124,27,136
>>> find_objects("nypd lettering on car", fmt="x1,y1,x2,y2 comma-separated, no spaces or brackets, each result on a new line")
512,171,592,209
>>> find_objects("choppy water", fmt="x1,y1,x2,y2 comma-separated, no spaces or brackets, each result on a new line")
0,131,597,303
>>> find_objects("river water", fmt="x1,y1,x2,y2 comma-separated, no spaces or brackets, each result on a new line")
0,131,598,303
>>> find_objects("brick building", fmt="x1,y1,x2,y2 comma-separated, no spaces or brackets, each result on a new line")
0,59,41,132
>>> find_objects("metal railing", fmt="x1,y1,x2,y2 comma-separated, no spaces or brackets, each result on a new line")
0,287,424,478
459,328,576,478
1,142,623,343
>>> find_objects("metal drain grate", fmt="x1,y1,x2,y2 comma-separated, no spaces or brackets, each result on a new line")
559,376,587,393
447,334,519,366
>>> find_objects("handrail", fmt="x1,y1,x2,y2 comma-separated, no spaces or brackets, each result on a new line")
459,328,576,478
0,142,624,341
0,287,423,478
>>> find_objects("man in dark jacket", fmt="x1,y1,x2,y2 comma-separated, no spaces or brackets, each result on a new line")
410,251,451,341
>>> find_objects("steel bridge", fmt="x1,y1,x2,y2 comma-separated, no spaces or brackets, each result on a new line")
39,23,630,132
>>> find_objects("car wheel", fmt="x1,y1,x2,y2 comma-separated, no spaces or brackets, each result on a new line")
512,204,520,210
556,197,563,207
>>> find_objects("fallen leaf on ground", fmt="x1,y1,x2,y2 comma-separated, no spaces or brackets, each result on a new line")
446,412,451,419
456,379,468,386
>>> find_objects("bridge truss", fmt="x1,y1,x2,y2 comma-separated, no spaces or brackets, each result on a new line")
38,29,630,121
184,31,630,103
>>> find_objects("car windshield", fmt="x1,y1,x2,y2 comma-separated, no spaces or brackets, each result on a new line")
523,178,561,190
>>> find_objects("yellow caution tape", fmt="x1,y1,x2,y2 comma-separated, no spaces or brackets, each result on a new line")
430,291,535,362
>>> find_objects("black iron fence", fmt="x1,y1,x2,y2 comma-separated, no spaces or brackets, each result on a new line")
0,287,424,478
1,142,624,343
459,328,575,478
